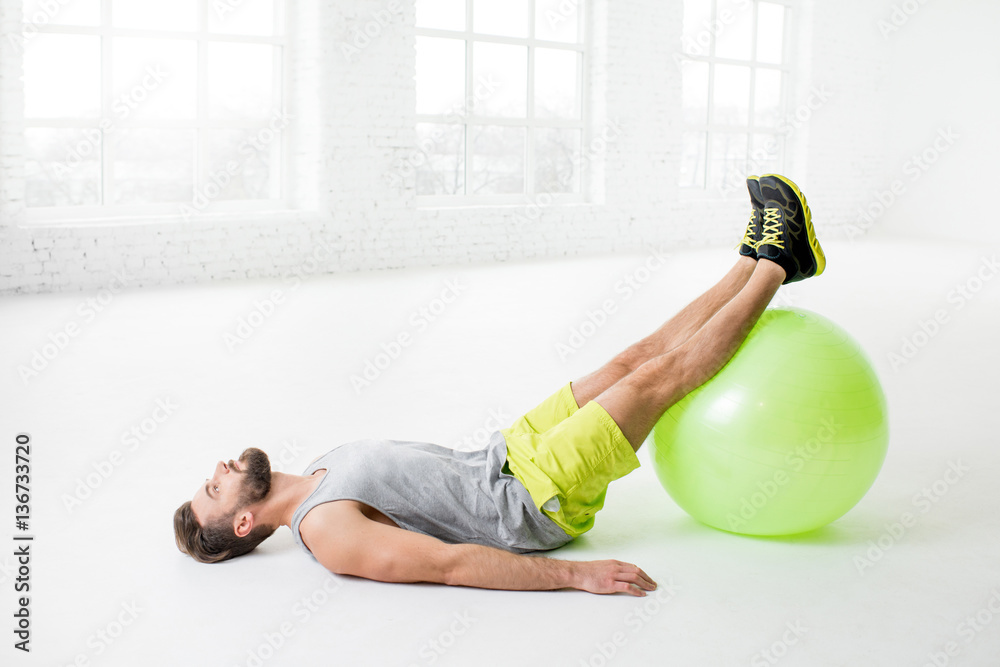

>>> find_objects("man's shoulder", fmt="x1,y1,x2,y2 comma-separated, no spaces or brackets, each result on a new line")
299,500,363,551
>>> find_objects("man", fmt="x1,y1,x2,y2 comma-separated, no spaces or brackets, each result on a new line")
174,174,825,598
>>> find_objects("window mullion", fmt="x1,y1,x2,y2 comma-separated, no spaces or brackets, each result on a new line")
101,0,113,206
464,0,474,196
197,0,209,202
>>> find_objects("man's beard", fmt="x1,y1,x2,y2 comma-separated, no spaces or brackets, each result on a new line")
234,446,271,507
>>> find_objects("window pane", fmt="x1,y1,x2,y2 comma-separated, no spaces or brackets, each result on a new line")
712,64,750,125
681,0,713,56
112,0,198,31
753,68,783,127
756,3,786,64
23,34,100,118
208,43,276,119
473,0,528,38
113,38,197,121
679,131,706,188
707,132,747,191
472,42,527,117
416,37,466,115
415,122,465,195
470,125,524,195
749,133,783,175
23,0,100,26
534,48,579,119
209,0,275,36
534,128,580,194
535,0,581,43
24,128,101,206
416,0,465,31
112,129,194,204
204,129,276,201
714,0,754,60
681,60,709,125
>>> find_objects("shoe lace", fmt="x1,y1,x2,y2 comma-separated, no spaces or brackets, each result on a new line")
742,210,757,246
760,207,783,249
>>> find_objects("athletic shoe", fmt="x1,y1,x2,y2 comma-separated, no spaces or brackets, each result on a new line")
755,174,826,284
738,176,765,259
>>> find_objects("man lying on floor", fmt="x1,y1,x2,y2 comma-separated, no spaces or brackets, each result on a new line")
174,174,825,597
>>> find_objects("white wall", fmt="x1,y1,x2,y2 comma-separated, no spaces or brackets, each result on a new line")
872,0,1000,245
0,0,898,294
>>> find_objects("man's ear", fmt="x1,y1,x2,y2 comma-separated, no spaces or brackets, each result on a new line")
234,510,254,538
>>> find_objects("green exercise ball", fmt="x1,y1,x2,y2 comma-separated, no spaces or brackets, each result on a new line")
650,307,889,536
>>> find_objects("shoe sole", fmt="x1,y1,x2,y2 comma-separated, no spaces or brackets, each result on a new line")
760,173,826,278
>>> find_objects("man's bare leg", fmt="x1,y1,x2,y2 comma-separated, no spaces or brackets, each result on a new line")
570,255,758,408
592,259,786,450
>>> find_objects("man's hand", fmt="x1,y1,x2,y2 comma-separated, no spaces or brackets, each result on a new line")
571,559,658,597
306,503,658,596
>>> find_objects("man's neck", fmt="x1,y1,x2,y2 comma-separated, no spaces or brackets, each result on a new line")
255,470,324,529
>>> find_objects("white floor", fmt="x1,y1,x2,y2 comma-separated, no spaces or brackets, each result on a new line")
2,236,999,666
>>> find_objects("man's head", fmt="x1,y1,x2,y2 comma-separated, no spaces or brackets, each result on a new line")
174,446,277,563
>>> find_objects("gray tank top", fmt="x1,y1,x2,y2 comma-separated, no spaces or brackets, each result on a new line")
290,430,572,559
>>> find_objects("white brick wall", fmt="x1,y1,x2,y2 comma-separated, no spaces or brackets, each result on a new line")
0,0,891,295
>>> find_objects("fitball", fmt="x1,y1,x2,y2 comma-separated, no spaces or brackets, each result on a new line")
650,307,889,536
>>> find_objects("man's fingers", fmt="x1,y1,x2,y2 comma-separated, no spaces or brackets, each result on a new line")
617,563,657,590
614,580,645,597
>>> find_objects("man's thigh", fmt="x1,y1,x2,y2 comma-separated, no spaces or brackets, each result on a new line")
592,354,690,450
503,398,641,538
504,381,580,436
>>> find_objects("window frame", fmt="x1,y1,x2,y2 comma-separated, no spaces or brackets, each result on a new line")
678,0,796,196
20,0,292,224
414,0,590,208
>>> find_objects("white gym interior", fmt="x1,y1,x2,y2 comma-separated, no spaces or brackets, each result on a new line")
1,1,997,665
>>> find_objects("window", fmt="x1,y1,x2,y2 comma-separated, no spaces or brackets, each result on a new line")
413,0,587,205
20,0,287,219
679,0,792,194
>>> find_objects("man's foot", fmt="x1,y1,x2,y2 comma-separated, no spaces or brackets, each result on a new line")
738,176,765,259
755,174,826,284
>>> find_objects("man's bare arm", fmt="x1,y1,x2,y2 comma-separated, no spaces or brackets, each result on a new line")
307,509,657,596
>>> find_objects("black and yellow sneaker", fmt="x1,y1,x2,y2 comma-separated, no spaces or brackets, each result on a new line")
738,176,765,259
755,174,826,284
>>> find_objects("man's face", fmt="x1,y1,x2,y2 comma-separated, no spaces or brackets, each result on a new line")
190,447,272,528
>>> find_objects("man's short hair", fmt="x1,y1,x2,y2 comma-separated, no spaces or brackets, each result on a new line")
173,501,276,563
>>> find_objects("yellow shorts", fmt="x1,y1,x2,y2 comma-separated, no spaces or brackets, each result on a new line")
501,381,641,538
